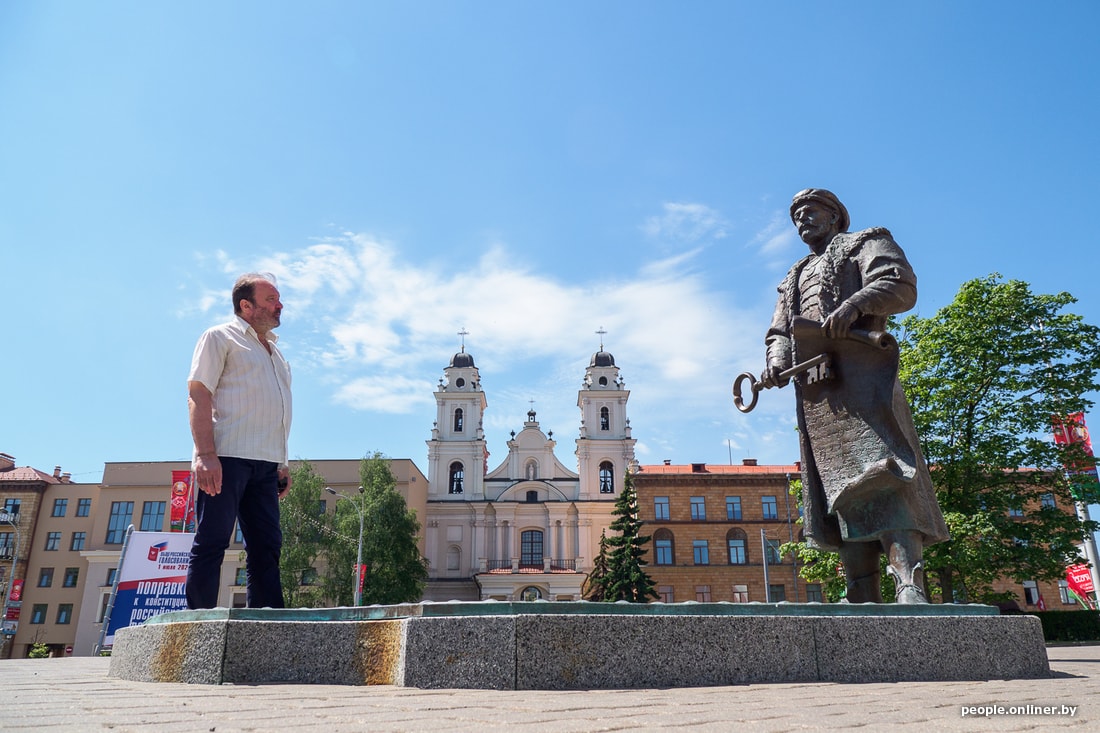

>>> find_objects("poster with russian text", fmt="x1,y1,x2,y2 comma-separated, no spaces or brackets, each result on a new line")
103,531,192,646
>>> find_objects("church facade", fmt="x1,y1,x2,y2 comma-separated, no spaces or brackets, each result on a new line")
422,343,635,601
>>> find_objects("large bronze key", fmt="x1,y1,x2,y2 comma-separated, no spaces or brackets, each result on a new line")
732,353,831,413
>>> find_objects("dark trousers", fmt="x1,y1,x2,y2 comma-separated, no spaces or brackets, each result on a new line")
186,457,285,609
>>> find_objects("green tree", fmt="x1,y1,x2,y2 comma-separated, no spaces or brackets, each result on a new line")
582,530,612,602
897,275,1100,603
278,459,331,608
600,471,658,603
780,478,849,603
325,452,428,606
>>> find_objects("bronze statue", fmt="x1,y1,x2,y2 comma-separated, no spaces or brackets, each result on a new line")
736,189,948,603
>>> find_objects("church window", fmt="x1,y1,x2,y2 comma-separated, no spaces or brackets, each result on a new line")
599,461,614,493
600,406,610,431
521,530,543,567
454,408,464,432
449,462,464,494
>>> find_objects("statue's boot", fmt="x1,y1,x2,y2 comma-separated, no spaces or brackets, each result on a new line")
885,531,928,604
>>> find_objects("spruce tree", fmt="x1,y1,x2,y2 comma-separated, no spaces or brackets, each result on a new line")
601,471,658,602
582,530,612,601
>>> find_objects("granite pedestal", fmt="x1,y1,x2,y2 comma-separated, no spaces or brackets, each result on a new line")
108,601,1050,689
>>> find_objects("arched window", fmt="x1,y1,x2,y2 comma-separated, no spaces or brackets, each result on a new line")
654,528,674,566
521,530,543,567
727,528,748,565
599,461,614,493
453,408,464,432
449,462,464,494
520,586,543,601
600,406,610,431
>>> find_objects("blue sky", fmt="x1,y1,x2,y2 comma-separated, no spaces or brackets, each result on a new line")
3,1,1099,510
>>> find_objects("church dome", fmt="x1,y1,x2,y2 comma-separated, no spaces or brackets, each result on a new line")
450,350,475,368
589,350,615,367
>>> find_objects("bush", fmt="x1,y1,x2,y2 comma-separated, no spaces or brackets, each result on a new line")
1033,610,1100,642
28,642,50,658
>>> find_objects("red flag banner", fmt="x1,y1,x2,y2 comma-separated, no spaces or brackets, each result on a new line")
1053,413,1100,502
170,470,196,533
1066,563,1096,596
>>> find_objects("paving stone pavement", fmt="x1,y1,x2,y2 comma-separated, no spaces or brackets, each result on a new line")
1,644,1096,732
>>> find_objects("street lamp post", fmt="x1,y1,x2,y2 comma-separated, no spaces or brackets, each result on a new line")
325,488,364,607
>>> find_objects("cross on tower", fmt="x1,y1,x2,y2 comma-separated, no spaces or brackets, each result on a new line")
458,327,469,352
596,326,607,350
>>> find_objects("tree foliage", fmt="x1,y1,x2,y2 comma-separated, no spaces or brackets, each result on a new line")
324,452,428,606
279,459,331,608
897,275,1100,603
590,471,658,603
582,530,612,602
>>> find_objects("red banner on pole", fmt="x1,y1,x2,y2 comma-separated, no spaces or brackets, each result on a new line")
1053,413,1100,502
170,471,196,532
1066,563,1096,596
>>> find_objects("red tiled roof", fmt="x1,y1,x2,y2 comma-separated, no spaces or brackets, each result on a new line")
0,466,59,483
637,463,799,475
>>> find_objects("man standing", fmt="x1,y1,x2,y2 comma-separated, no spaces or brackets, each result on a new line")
762,189,948,603
186,273,292,609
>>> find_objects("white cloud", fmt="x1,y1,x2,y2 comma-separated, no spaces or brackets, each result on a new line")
642,202,729,244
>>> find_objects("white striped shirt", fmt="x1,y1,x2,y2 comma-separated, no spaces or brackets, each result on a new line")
188,316,292,466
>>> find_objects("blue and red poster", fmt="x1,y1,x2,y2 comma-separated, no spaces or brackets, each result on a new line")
103,531,192,646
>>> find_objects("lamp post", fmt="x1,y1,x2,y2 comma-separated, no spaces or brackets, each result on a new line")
325,488,364,607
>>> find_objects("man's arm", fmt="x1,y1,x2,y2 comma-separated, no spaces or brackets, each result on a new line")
188,380,222,496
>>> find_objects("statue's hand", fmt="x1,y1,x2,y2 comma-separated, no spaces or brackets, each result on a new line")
761,361,789,389
823,301,859,339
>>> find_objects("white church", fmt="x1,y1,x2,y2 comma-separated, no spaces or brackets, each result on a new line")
421,338,636,602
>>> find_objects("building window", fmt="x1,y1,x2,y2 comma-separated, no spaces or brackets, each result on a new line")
727,528,748,565
520,586,543,601
449,462,464,494
453,408,464,432
1008,507,1025,518
106,501,134,544
52,498,68,517
1040,493,1056,510
765,539,782,564
234,523,244,544
599,461,614,493
695,585,712,602
658,585,674,603
761,495,778,520
44,532,62,551
654,496,669,521
654,529,674,566
806,583,823,603
600,406,610,431
0,531,12,557
300,568,318,586
235,567,247,586
37,567,54,588
768,584,786,602
690,496,706,521
1023,581,1040,606
732,585,749,603
525,490,539,503
56,603,73,624
1059,580,1073,605
726,496,742,520
30,604,47,624
521,530,544,567
446,545,461,571
76,498,92,517
140,501,167,532
3,498,21,516
70,532,86,551
692,540,710,565
105,568,118,587
63,567,79,588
